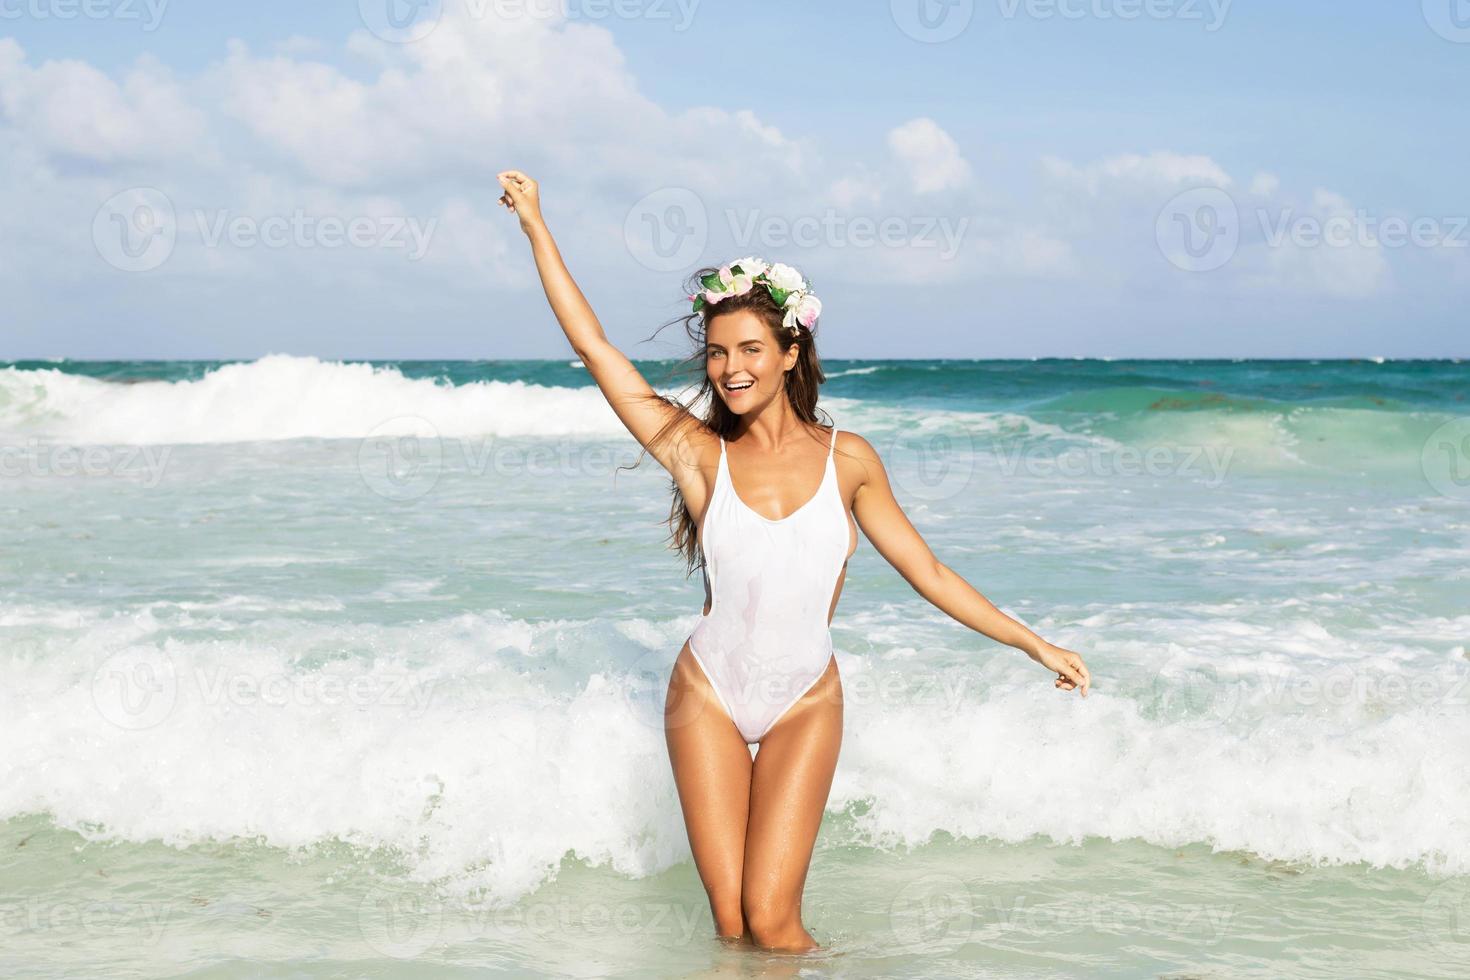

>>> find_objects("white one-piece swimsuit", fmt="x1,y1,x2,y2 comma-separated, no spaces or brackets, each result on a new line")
687,425,852,743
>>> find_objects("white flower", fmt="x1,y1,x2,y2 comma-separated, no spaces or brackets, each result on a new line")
765,262,806,293
730,256,768,279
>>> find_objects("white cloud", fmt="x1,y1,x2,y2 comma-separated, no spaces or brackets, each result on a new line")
0,17,1444,351
0,40,204,163
887,117,972,194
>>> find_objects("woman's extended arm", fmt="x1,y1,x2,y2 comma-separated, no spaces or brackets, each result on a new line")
845,431,1092,696
496,169,706,488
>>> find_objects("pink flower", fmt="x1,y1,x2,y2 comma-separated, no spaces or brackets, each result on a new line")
795,293,822,327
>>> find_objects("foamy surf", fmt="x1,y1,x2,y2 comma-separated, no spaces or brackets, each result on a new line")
4,605,1468,910
4,355,1467,976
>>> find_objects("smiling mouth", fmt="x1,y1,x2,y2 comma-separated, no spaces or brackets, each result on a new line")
724,381,754,393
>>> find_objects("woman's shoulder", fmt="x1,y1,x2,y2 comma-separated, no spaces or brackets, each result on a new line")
827,424,874,452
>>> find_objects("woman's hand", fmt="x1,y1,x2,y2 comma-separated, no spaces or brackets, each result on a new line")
496,169,546,236
1030,640,1091,697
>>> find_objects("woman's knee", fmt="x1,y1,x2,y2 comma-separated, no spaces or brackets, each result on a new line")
741,895,799,944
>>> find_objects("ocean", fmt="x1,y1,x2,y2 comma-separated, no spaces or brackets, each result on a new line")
1,355,1467,978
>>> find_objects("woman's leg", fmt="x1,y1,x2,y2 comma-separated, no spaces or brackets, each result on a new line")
665,641,755,941
740,654,843,952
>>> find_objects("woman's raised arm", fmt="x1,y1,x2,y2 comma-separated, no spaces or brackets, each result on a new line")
496,170,708,488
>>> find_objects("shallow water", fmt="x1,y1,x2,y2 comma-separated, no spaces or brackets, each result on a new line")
1,356,1467,977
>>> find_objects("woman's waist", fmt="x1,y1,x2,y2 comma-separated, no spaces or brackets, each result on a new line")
689,609,834,636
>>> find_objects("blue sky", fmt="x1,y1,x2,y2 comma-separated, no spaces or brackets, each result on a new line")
1,0,1466,359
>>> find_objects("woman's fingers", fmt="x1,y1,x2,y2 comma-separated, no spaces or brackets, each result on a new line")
1070,655,1090,696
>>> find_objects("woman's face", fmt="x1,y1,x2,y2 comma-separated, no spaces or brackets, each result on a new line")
705,309,797,414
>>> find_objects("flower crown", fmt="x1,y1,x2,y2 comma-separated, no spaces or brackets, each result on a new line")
689,257,822,332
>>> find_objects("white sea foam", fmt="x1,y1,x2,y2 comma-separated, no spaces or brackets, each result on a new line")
4,604,1468,906
0,355,630,445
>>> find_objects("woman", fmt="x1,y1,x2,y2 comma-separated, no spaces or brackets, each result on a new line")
496,169,1091,954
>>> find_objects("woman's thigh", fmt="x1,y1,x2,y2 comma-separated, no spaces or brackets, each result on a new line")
664,642,755,915
742,655,843,914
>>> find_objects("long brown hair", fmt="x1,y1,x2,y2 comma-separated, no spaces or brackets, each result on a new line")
624,264,835,580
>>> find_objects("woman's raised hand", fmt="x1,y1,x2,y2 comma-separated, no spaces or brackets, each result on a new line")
496,170,545,236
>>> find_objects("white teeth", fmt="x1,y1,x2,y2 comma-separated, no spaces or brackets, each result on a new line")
725,382,753,390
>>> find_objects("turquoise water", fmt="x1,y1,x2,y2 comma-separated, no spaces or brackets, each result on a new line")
1,355,1467,978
